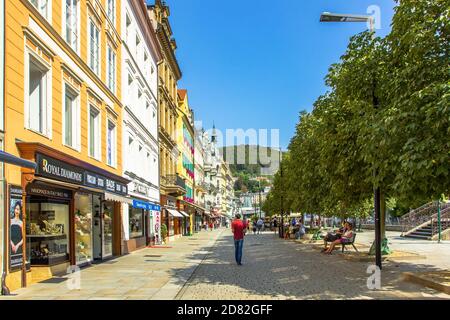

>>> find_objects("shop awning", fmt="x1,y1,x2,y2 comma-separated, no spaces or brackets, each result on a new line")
179,211,189,217
168,209,184,218
105,192,133,204
0,150,37,169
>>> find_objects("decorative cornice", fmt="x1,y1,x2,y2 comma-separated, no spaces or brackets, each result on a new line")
156,25,182,80
22,26,56,59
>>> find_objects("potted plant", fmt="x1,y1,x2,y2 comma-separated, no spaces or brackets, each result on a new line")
161,224,168,244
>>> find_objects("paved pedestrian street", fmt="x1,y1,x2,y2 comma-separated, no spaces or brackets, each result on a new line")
2,228,449,300
0,230,223,300
178,231,450,300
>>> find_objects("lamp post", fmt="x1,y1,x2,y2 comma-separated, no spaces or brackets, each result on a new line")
279,148,284,238
319,12,382,269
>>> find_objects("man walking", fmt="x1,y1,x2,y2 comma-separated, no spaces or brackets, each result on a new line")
231,214,246,265
257,218,264,234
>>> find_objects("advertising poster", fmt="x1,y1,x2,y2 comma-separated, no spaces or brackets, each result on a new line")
9,185,24,271
154,210,161,244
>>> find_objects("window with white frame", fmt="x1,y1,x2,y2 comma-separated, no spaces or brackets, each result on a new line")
126,14,132,42
107,120,116,167
107,46,116,93
106,0,115,25
137,89,142,107
135,35,141,60
146,151,150,180
63,84,80,148
88,105,100,159
64,0,78,51
128,135,134,172
127,73,134,101
29,0,50,20
88,19,100,75
27,54,50,135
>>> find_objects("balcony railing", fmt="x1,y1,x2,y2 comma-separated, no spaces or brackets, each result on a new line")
167,174,186,190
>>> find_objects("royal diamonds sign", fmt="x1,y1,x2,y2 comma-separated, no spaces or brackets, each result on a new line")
36,153,128,196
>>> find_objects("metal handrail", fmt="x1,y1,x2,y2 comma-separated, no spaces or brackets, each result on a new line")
400,201,450,236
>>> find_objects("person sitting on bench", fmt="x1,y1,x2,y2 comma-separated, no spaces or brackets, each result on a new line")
323,223,354,254
322,221,347,251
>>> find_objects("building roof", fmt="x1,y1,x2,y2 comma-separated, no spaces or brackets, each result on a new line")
177,89,187,101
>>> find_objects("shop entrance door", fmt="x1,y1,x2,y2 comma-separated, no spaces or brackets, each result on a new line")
92,195,102,260
102,201,114,258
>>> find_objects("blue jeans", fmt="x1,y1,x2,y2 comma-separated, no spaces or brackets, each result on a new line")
234,239,244,264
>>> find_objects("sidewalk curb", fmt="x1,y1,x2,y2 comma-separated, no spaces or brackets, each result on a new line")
402,272,450,294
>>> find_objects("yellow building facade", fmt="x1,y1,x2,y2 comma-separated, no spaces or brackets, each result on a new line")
148,1,184,241
176,89,195,235
3,0,127,290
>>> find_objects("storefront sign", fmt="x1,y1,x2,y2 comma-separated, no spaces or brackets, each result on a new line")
133,182,148,195
167,199,176,208
36,153,128,196
9,185,24,271
26,183,72,200
132,199,161,211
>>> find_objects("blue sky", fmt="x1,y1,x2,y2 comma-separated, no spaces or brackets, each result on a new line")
150,0,396,149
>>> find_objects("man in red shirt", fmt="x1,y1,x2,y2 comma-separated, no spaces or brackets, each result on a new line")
231,214,246,265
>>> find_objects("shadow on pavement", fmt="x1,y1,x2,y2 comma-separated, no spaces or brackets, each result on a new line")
167,232,449,300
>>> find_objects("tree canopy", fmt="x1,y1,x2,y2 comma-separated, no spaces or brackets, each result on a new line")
263,0,450,218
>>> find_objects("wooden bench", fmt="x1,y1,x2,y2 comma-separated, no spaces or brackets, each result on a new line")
341,233,358,253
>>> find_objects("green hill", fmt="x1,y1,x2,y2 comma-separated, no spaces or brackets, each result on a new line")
220,145,282,176
219,145,281,193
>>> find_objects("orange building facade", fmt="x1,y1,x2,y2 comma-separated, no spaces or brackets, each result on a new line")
2,0,129,290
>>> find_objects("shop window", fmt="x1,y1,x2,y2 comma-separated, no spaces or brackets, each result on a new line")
63,83,80,149
74,192,93,265
26,198,70,266
129,206,144,238
27,54,51,136
88,105,101,159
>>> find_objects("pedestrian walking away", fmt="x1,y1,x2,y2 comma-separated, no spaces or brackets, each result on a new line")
257,218,264,234
231,213,246,265
273,217,278,234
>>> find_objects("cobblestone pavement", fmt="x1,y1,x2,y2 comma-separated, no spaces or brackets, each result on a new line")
178,231,450,300
0,229,224,300
356,230,450,270
3,228,449,300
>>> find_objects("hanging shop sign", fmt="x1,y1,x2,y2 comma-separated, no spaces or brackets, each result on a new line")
35,153,128,196
9,185,24,271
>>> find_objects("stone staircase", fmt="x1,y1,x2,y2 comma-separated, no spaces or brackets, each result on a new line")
401,201,450,240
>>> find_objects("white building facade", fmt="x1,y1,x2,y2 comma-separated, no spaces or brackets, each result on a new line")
193,127,207,231
121,0,162,252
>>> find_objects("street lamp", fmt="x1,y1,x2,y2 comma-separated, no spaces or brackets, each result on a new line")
320,12,375,32
319,11,381,270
